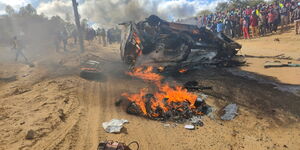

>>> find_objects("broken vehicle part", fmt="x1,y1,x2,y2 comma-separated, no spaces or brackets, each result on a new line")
221,104,238,121
97,140,139,150
120,15,243,69
264,61,300,68
80,60,103,80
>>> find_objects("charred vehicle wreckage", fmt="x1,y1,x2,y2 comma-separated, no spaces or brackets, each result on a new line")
118,15,243,123
120,15,244,69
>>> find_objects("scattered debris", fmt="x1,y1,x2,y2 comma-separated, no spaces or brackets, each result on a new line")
163,124,171,128
25,130,35,140
244,54,292,60
11,88,31,95
102,119,129,133
63,97,69,104
221,104,238,121
189,116,204,127
184,81,212,92
184,124,195,130
98,140,139,150
80,60,103,80
206,106,216,120
125,94,211,122
264,61,300,68
58,109,66,122
274,38,280,42
114,98,123,106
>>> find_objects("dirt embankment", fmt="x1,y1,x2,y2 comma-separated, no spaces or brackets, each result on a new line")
0,30,299,150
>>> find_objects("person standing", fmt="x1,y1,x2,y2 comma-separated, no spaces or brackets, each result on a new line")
250,13,259,37
71,29,78,45
11,36,28,62
259,9,267,36
242,17,250,39
100,29,107,46
293,3,300,34
216,20,224,33
268,10,275,33
61,30,68,52
280,4,289,32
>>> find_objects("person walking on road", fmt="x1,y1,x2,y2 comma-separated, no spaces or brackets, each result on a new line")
11,36,29,62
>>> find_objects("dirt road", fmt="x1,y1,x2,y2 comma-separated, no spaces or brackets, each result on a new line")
0,32,300,150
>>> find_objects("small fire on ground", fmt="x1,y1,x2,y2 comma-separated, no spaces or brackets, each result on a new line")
121,66,210,122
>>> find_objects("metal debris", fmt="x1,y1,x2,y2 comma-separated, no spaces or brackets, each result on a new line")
190,116,204,126
221,104,238,121
264,61,300,68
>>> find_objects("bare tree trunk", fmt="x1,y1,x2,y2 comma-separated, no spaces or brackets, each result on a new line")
72,0,84,53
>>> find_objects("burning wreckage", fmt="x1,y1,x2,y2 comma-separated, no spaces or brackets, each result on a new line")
120,15,243,69
118,15,242,123
120,66,211,123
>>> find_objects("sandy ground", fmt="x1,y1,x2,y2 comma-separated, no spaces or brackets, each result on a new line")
0,29,299,150
237,27,300,85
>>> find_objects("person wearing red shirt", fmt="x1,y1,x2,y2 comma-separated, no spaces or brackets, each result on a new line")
250,13,259,37
268,11,275,32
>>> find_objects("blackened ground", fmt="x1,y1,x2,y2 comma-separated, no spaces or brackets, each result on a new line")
173,67,300,125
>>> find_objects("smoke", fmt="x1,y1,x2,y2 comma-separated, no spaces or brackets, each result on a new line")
36,0,73,21
36,0,227,27
79,0,151,27
0,0,31,14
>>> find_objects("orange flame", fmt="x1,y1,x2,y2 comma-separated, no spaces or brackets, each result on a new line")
133,32,142,56
179,68,188,73
127,66,163,82
123,66,197,117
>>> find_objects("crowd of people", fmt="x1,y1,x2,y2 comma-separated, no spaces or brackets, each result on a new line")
197,0,300,39
54,27,121,52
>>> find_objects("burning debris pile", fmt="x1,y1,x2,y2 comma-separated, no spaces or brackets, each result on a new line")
121,66,210,122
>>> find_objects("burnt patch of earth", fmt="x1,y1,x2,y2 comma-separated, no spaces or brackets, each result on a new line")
173,67,300,125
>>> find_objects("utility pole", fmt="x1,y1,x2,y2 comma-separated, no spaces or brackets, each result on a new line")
72,0,84,53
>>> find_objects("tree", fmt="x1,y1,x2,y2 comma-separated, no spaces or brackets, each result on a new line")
50,16,65,31
24,4,36,15
72,0,84,52
215,2,229,12
19,4,36,16
197,10,213,16
5,5,15,16
19,7,26,16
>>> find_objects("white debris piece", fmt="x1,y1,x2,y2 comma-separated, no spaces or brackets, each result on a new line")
190,116,202,124
102,119,129,133
184,124,195,130
221,104,238,121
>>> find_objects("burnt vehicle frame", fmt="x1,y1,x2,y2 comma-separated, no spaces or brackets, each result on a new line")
120,15,243,70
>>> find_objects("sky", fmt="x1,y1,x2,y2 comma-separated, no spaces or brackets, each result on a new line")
0,0,227,27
